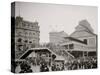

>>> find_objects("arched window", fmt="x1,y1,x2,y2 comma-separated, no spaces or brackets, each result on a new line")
17,38,22,42
24,40,28,43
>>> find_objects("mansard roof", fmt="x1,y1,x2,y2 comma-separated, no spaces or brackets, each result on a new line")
70,30,96,38
70,20,96,38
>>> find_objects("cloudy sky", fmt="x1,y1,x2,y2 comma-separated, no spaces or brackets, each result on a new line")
15,2,98,43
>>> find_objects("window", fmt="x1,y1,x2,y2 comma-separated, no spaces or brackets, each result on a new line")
65,45,68,49
18,45,23,51
89,38,95,45
31,25,34,28
18,32,21,36
33,40,35,43
31,44,35,48
29,41,32,43
16,23,18,27
24,40,28,43
28,24,30,27
17,38,22,42
26,24,29,28
23,24,26,27
33,33,35,35
84,39,87,44
25,32,27,35
29,32,32,36
69,44,74,49
84,52,87,56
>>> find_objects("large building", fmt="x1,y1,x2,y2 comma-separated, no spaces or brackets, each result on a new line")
61,20,97,58
15,16,40,58
49,31,68,45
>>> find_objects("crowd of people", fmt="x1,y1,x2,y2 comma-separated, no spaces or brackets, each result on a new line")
65,57,97,70
51,64,64,71
14,56,97,73
15,61,64,73
15,61,33,73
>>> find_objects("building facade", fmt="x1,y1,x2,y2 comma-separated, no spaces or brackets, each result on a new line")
61,20,97,58
15,16,40,58
49,31,68,45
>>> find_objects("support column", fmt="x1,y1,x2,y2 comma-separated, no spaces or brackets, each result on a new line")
83,51,84,57
87,51,88,57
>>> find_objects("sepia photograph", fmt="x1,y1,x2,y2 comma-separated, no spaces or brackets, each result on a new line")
11,2,98,73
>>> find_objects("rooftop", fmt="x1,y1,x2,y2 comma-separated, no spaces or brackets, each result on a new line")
64,37,87,44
